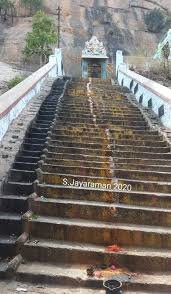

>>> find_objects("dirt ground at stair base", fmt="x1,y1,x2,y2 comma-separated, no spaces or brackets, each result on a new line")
0,281,106,294
0,281,164,294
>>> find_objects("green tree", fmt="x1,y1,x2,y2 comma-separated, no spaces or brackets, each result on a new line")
0,0,15,23
144,9,166,33
23,11,57,65
20,0,42,15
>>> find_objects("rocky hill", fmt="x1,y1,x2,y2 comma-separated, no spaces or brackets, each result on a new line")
0,0,170,75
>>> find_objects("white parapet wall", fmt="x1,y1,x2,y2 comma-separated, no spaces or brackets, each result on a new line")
0,49,64,142
116,50,171,129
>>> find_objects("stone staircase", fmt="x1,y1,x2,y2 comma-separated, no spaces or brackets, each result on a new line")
0,78,67,276
1,78,171,292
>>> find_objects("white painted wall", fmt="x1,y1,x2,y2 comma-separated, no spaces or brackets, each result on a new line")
0,49,64,142
116,50,171,129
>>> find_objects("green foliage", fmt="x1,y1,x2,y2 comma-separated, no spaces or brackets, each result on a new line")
165,16,171,30
7,76,24,89
23,11,57,65
144,9,166,33
0,0,10,9
20,0,42,14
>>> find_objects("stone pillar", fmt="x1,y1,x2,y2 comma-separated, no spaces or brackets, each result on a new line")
101,60,107,79
116,50,124,75
49,55,57,78
82,59,88,78
55,48,63,76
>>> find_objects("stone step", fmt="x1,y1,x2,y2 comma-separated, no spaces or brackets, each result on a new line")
114,145,170,153
8,169,36,183
0,195,27,213
27,133,47,140
44,158,110,168
15,156,40,163
52,126,158,135
43,157,171,172
57,111,143,119
44,151,110,162
115,163,171,172
52,122,148,130
22,239,171,272
0,261,8,279
13,161,38,171
56,117,147,126
16,262,171,292
115,169,171,182
114,150,171,159
47,145,112,156
22,143,44,152
48,135,166,148
118,178,171,193
38,172,112,186
40,164,111,177
47,140,168,153
47,139,110,150
0,212,22,235
29,216,171,248
36,171,171,193
112,139,167,147
31,197,171,227
4,181,33,195
113,157,171,166
22,150,42,157
36,183,171,208
50,135,109,144
0,235,17,258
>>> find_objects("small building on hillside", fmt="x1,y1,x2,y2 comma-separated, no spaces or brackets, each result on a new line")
81,36,108,79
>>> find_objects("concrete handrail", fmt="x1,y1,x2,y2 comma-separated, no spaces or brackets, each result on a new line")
119,66,171,105
0,60,56,119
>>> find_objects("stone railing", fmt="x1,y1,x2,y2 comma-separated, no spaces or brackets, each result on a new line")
116,50,171,129
0,48,64,142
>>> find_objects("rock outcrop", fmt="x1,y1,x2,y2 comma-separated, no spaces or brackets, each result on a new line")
0,0,170,75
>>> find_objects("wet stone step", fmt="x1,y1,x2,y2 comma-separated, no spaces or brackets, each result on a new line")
114,139,167,147
44,151,110,162
118,178,171,194
36,183,171,208
115,163,171,172
22,240,171,272
29,216,171,248
114,145,170,153
38,172,112,186
115,169,171,182
47,140,110,149
44,158,110,169
50,135,109,144
114,150,171,159
31,197,171,227
47,145,112,156
40,164,112,177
